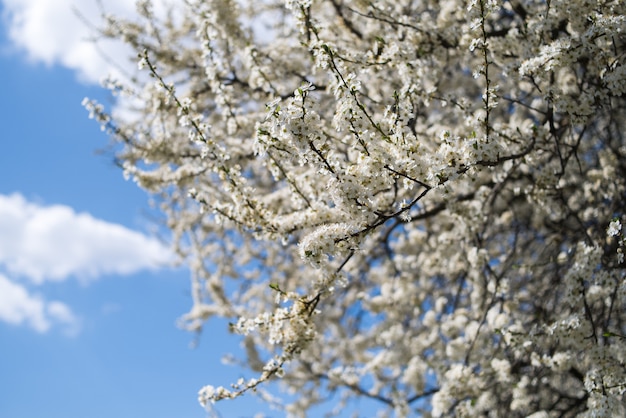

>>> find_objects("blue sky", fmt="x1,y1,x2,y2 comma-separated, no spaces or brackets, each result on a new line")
0,1,274,417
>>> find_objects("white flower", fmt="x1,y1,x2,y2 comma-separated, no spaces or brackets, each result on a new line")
607,219,622,237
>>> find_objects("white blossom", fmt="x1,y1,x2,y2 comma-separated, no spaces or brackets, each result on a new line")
86,0,626,416
608,219,622,237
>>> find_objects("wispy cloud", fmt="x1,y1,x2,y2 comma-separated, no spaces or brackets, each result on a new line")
0,193,174,333
1,0,138,84
0,193,172,284
0,273,80,335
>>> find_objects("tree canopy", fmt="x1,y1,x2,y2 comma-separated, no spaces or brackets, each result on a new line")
85,0,626,416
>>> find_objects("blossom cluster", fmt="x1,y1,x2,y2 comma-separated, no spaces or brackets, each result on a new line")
87,0,626,416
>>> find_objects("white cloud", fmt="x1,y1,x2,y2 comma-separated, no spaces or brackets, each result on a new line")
1,0,140,84
0,273,80,334
0,193,174,334
0,193,173,284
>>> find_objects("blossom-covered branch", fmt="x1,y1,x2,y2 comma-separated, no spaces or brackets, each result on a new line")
86,0,626,416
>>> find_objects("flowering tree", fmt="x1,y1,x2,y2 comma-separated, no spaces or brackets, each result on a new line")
84,0,626,416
